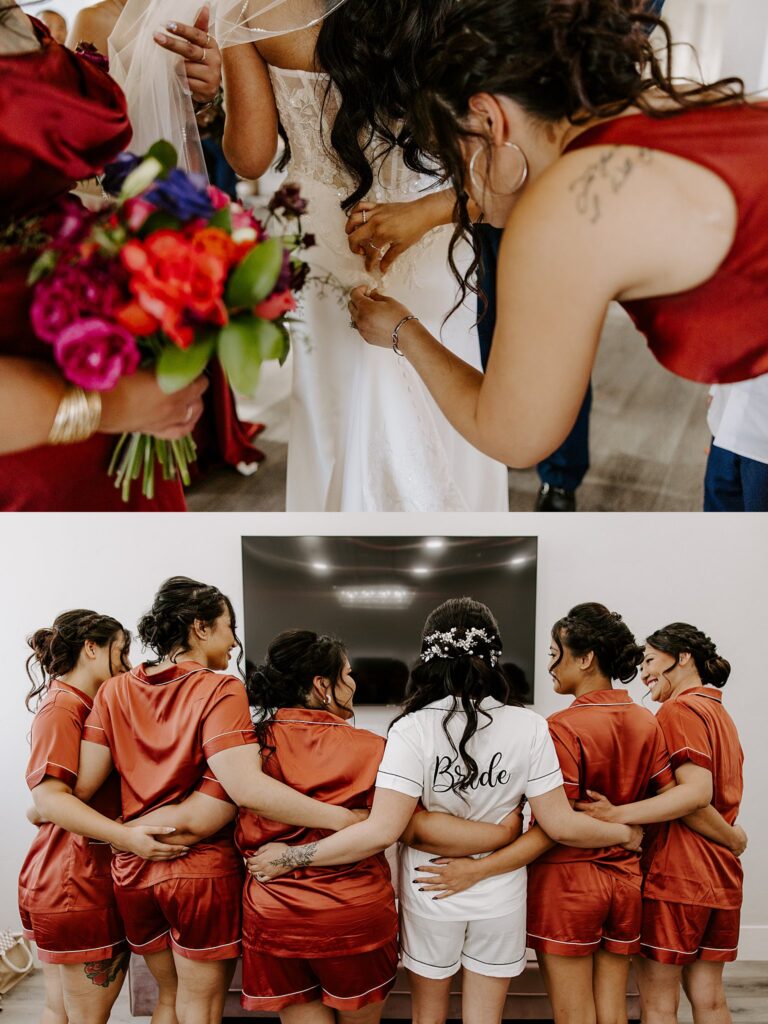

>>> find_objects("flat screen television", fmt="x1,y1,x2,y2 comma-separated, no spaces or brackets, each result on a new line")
241,536,538,705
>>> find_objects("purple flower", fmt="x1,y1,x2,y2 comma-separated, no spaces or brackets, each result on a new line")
53,318,141,391
102,153,143,197
31,263,124,343
274,250,293,293
144,169,214,221
75,41,109,72
268,183,308,217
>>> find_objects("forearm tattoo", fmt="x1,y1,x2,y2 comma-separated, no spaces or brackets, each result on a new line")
83,949,130,987
269,842,318,870
569,147,653,224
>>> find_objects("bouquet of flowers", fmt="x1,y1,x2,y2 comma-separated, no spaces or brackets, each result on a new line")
27,141,311,501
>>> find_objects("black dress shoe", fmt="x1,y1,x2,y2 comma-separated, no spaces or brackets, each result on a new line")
535,483,576,512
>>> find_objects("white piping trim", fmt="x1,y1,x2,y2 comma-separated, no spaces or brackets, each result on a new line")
51,687,93,712
322,972,398,1000
700,945,738,952
242,984,317,1000
650,763,673,779
527,932,599,947
203,729,254,745
668,746,712,761
84,724,106,732
603,934,641,944
26,761,76,781
640,941,697,955
36,940,125,954
128,929,171,950
692,693,723,703
171,938,239,952
131,669,199,686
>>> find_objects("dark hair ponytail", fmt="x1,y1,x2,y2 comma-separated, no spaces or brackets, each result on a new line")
646,622,731,688
552,602,643,683
412,0,747,310
246,629,348,759
25,610,129,711
137,576,243,675
393,597,518,795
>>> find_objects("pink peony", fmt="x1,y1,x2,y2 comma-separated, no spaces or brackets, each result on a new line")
207,186,230,211
53,318,141,391
253,290,296,320
31,263,124,344
124,197,157,232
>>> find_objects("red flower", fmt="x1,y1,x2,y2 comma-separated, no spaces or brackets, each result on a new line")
254,290,297,321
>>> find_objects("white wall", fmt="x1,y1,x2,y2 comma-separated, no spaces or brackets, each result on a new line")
0,513,766,957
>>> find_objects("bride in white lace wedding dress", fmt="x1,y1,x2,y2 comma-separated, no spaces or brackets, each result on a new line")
223,21,509,512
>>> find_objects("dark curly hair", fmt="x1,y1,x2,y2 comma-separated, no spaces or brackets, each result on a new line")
26,610,130,711
646,622,731,688
137,577,243,675
551,602,643,684
392,597,520,796
246,629,349,760
410,0,746,309
279,0,454,212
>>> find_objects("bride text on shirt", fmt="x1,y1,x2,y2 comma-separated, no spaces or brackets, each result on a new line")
432,751,510,793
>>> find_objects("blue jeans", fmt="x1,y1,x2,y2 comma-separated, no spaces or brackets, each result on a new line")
704,444,768,511
477,224,591,491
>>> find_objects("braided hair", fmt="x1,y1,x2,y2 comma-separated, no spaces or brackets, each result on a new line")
646,623,731,688
246,629,349,761
392,597,519,795
551,602,644,684
25,610,129,711
137,577,243,675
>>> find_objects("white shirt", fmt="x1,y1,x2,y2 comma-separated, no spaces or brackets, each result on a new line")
376,697,563,921
708,374,768,465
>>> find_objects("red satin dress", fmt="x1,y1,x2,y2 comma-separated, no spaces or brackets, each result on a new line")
0,19,185,510
565,103,768,384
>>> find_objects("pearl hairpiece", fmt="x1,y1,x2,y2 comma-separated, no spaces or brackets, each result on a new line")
420,626,502,667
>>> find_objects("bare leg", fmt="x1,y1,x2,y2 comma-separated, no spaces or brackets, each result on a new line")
406,969,453,1024
143,949,179,1024
59,950,129,1024
279,1001,335,1024
41,963,68,1024
635,957,683,1024
537,951,597,1024
681,961,732,1024
171,954,236,1024
461,968,511,1024
337,1001,388,1024
592,950,631,1024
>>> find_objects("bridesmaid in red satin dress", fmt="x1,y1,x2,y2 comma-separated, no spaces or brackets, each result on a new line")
0,10,204,509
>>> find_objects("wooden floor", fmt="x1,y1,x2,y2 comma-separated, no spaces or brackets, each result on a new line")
187,304,711,513
2,962,765,1023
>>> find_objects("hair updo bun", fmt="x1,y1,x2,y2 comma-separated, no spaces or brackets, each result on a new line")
552,602,643,684
246,629,348,760
137,576,241,672
25,610,128,711
646,623,731,688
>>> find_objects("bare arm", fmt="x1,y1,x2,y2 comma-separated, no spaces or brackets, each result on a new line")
575,766,712,826
402,806,523,857
207,745,361,832
682,804,746,855
221,43,279,179
67,8,112,54
32,778,186,860
132,792,237,846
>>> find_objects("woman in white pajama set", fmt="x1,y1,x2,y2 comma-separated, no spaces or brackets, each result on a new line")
250,598,641,1024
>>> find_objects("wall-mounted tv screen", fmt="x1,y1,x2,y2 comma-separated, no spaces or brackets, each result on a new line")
241,536,538,705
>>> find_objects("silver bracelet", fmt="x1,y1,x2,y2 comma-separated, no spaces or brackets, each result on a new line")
392,315,419,357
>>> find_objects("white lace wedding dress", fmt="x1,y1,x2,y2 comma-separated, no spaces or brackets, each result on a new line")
269,67,509,512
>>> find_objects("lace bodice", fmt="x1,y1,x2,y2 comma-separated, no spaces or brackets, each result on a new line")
268,66,438,202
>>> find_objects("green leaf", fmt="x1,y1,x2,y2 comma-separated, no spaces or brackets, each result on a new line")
209,206,232,232
225,238,284,308
146,140,178,172
217,317,284,396
27,248,59,285
139,211,182,236
156,335,216,394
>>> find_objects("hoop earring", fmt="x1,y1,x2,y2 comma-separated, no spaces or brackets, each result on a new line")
468,141,529,198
